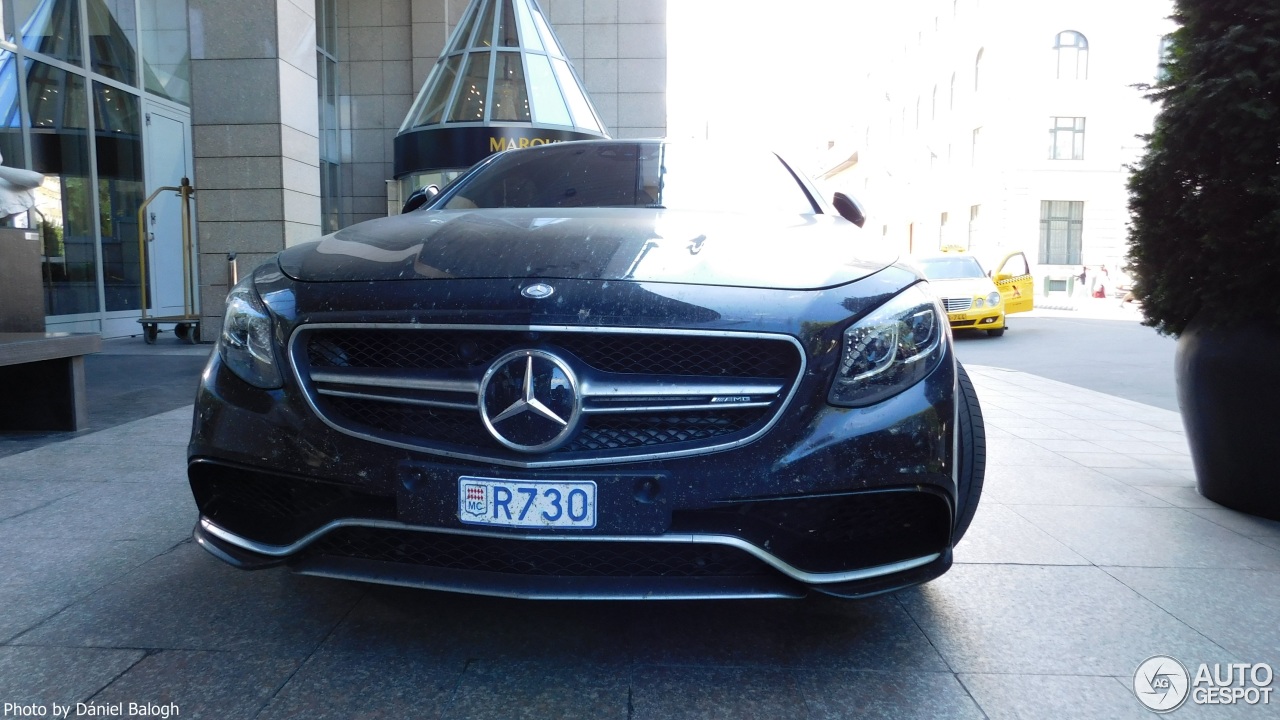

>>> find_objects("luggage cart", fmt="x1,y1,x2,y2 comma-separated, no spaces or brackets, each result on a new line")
136,177,200,344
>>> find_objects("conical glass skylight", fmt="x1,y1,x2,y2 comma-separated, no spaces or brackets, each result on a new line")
399,0,607,135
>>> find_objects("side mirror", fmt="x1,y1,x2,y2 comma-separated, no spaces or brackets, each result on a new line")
401,184,439,213
832,192,866,228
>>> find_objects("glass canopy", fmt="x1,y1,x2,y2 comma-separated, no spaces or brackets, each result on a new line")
398,0,607,137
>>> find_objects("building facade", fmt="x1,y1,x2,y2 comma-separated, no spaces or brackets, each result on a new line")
0,0,667,339
833,0,1174,292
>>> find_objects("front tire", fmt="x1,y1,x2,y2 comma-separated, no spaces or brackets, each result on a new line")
952,363,987,544
987,326,1006,337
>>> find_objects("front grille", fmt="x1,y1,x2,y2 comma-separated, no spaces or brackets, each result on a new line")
942,297,973,313
308,329,796,377
307,526,775,578
293,326,804,466
565,410,763,452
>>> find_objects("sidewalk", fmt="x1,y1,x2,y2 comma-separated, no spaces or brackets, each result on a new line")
0,361,1277,718
1031,293,1147,321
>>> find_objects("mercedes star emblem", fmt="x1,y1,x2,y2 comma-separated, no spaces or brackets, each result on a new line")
521,283,555,299
479,349,581,453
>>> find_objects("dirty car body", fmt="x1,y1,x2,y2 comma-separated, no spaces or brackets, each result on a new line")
188,140,985,600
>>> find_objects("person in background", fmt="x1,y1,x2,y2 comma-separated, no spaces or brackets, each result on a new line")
1093,265,1110,298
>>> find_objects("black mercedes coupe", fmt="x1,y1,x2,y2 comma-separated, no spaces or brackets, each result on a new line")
188,139,986,600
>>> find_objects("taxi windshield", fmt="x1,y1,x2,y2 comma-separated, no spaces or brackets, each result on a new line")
917,256,988,280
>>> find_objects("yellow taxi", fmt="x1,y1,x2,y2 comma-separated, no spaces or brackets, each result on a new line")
913,248,1034,337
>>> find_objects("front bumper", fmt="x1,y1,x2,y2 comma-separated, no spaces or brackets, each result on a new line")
946,308,1005,330
189,329,958,600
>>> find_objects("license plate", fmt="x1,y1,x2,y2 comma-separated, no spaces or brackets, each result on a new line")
458,477,597,529
947,312,968,323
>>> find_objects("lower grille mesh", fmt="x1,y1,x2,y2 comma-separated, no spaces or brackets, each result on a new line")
308,527,774,578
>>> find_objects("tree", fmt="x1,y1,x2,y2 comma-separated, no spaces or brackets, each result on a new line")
1126,0,1280,336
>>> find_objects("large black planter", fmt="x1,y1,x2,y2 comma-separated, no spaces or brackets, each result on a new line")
1176,318,1280,520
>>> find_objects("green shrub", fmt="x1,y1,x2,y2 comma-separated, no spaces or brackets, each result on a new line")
1126,0,1280,336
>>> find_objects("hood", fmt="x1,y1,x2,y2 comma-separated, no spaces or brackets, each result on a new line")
278,208,898,291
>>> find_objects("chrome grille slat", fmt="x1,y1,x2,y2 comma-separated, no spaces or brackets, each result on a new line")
943,297,973,313
290,324,806,469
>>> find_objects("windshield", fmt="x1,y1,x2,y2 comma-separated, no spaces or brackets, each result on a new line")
916,256,988,280
441,142,818,214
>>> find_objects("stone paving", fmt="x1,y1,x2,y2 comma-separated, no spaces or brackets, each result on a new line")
1,364,1278,718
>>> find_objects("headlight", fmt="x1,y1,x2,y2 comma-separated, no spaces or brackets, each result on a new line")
828,284,947,407
973,297,985,308
219,276,282,388
987,291,1001,307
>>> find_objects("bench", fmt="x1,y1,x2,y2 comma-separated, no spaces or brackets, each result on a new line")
0,332,102,431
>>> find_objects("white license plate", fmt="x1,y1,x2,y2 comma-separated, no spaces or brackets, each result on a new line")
458,477,597,529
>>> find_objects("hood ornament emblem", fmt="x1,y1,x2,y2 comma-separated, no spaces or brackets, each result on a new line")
479,349,581,453
521,283,555,299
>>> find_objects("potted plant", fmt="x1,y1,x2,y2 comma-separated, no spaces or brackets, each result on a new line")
1126,0,1280,519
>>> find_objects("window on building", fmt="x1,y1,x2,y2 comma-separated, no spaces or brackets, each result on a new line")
971,127,981,166
931,85,937,121
949,72,956,110
1054,31,1088,80
939,211,949,246
1049,116,1086,160
316,0,342,233
915,97,920,130
1039,200,1084,265
968,204,980,248
974,48,984,91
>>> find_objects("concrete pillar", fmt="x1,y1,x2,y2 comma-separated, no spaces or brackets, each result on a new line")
189,0,322,339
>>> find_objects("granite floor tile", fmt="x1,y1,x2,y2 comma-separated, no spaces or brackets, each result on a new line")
329,587,634,665
1025,438,1112,453
1105,567,1280,663
1089,438,1185,455
13,542,364,654
259,647,463,720
630,666,804,720
1135,485,1222,509
0,442,188,482
797,669,984,720
1058,452,1158,469
442,661,628,720
1010,506,1280,569
88,650,301,720
0,536,183,642
622,600,799,668
0,646,145,705
1127,453,1197,472
898,565,1228,676
782,594,950,672
1187,508,1280,539
953,503,1089,565
0,479,91,521
983,422,1067,440
0,480,197,542
1095,466,1195,486
0,588,72,644
60,408,192,448
1121,429,1189,444
982,467,1171,507
959,673,1153,719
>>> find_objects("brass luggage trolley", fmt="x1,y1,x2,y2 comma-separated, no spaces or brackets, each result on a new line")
136,177,200,344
